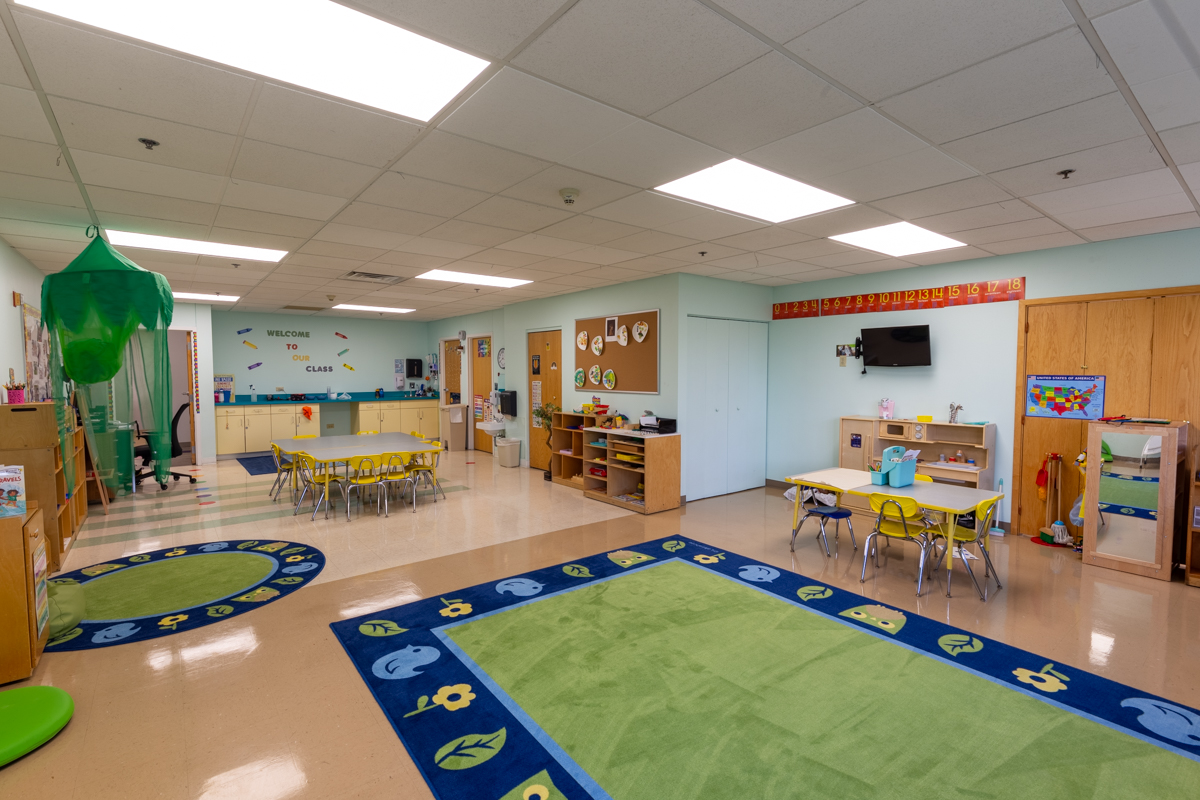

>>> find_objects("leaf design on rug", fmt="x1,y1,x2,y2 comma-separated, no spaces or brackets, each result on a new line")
434,728,507,770
207,605,234,617
563,564,593,578
359,620,407,637
938,634,983,656
47,627,82,647
796,586,832,602
236,541,260,550
280,546,306,555
272,577,305,585
1120,698,1200,745
663,540,686,552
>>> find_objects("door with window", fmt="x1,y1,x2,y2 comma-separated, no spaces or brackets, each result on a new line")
527,330,562,471
470,336,493,454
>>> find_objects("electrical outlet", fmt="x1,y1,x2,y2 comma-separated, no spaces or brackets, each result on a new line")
326,423,334,429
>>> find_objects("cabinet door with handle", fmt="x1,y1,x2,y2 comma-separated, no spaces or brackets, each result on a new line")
216,411,246,455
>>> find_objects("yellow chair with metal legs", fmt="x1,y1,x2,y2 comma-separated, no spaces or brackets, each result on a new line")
293,454,346,520
357,430,378,435
295,434,317,439
408,442,446,505
343,456,382,520
862,493,939,596
268,443,297,500
931,497,1003,600
379,453,416,515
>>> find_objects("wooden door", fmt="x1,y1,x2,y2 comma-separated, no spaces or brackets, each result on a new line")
1150,295,1200,424
444,340,462,398
527,330,562,471
1085,299,1154,418
1016,303,1087,536
470,336,493,454
185,331,197,464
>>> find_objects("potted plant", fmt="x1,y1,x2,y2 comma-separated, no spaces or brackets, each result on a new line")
531,402,559,479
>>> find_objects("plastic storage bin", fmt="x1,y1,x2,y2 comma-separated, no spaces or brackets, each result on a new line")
888,459,916,488
495,438,521,468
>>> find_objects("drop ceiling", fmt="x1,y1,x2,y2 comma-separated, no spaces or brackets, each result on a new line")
0,0,1196,321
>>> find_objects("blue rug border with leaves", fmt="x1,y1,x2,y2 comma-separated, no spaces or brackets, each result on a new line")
329,536,1200,800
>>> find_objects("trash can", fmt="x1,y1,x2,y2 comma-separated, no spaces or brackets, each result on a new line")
495,438,521,468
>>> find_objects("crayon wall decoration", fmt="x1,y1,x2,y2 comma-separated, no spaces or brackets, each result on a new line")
248,362,262,370
243,340,257,349
338,348,349,356
335,332,348,340
342,363,355,371
237,327,252,335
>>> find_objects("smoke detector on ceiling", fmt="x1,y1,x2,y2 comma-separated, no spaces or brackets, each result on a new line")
559,188,580,205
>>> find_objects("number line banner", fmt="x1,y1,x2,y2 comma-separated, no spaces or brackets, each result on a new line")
772,277,1025,320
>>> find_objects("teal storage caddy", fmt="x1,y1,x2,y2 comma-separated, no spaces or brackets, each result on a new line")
878,445,915,488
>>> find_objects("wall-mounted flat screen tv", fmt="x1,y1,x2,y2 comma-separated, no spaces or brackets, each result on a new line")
860,325,931,367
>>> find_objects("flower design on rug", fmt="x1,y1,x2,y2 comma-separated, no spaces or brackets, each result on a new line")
1013,663,1070,693
439,598,473,618
158,614,188,630
839,604,907,634
693,553,725,564
404,684,477,717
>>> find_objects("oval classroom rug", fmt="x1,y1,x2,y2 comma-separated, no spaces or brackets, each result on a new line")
45,540,324,651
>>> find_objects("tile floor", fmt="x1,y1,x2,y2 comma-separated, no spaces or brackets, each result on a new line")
4,467,1200,798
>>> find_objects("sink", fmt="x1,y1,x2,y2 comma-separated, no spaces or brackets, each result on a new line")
476,421,507,435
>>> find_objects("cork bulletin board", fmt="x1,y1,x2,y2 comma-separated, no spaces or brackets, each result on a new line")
574,309,659,393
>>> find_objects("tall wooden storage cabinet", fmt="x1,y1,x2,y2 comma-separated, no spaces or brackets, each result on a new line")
0,505,49,684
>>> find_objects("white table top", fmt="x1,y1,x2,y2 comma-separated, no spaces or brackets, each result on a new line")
272,432,437,462
787,468,1002,514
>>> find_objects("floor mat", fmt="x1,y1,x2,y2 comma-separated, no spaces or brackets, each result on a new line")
46,540,324,651
236,455,278,476
331,537,1200,799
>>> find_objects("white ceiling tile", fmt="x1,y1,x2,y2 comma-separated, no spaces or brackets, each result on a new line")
708,252,785,270
0,84,55,143
878,28,1117,144
1091,1,1195,86
424,219,523,247
213,206,325,238
207,228,305,253
782,205,903,237
588,191,705,229
456,195,572,232
457,248,547,268
232,139,376,198
1126,70,1200,131
701,1,862,47
642,262,730,278
499,165,638,213
1160,123,1200,166
284,253,365,272
368,250,452,269
818,146,976,202
109,247,198,266
222,179,345,220
1079,0,1140,16
0,136,68,181
313,223,412,251
1181,161,1200,195
504,255,592,274
351,0,564,59
0,23,30,89
392,236,485,259
1075,211,1200,241
840,258,918,275
762,239,855,260
980,231,1087,254
871,177,1014,219
1026,168,1182,214
744,275,797,286
560,244,642,265
746,108,924,183
562,120,726,189
72,149,225,203
358,172,489,218
513,0,768,116
602,229,700,255
805,249,892,268
649,52,860,154
655,208,766,239
940,92,1145,173
392,131,550,194
440,68,633,162
331,202,446,236
0,171,82,207
50,98,237,174
614,254,691,272
245,83,421,168
572,266,654,283
776,268,853,282
0,218,85,242
989,136,1165,197
494,234,587,257
656,242,745,263
914,200,1042,234
954,217,1068,246
16,11,254,133
93,213,207,239
787,0,1073,101
738,260,814,277
1,233,81,253
0,196,91,227
88,186,214,224
493,266,577,283
710,226,812,251
1056,193,1196,229
903,246,990,265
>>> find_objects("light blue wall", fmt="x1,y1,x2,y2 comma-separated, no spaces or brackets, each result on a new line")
767,226,1200,521
0,238,47,386
211,311,431,395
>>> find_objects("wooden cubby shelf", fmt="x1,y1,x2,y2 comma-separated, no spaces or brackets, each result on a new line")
550,411,680,514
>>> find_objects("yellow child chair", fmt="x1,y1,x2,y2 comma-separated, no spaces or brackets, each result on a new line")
408,441,446,506
862,493,939,596
357,430,378,435
378,453,416,516
294,434,317,439
268,443,297,501
344,456,381,520
930,497,1003,601
292,453,346,520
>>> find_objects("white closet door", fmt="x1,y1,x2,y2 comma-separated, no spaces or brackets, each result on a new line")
727,321,768,492
706,319,730,499
685,316,709,500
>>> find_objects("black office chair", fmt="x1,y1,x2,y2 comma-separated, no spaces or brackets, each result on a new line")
134,403,197,490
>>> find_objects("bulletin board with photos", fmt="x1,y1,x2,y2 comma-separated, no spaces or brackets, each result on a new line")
573,309,659,393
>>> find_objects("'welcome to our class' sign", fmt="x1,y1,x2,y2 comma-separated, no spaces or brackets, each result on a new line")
773,277,1025,320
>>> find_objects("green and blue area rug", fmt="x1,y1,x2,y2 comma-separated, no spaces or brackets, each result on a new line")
331,537,1200,799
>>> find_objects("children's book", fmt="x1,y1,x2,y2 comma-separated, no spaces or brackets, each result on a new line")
0,464,27,517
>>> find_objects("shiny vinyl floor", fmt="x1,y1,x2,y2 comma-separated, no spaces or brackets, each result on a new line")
5,479,1200,799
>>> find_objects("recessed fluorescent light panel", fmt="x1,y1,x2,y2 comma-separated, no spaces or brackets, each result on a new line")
108,231,288,262
173,292,239,303
332,304,414,313
830,222,966,257
655,159,853,223
17,0,489,122
415,269,532,288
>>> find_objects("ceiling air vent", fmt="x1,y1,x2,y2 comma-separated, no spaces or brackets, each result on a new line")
283,305,325,311
343,271,406,285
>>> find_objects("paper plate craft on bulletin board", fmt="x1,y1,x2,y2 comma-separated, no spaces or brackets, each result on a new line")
574,368,586,388
576,331,588,350
617,325,629,346
633,320,649,342
602,369,617,390
591,335,604,356
588,365,602,385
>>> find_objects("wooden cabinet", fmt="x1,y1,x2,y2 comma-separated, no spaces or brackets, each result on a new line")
243,407,272,452
352,402,381,434
216,407,245,455
380,403,403,433
0,506,49,685
296,406,321,437
271,406,297,440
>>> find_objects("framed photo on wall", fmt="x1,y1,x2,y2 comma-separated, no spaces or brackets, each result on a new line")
604,316,619,342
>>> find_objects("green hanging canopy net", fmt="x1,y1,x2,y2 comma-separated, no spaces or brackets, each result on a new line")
42,235,175,487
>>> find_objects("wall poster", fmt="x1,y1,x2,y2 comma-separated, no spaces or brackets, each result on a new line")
22,303,50,402
1025,375,1106,420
